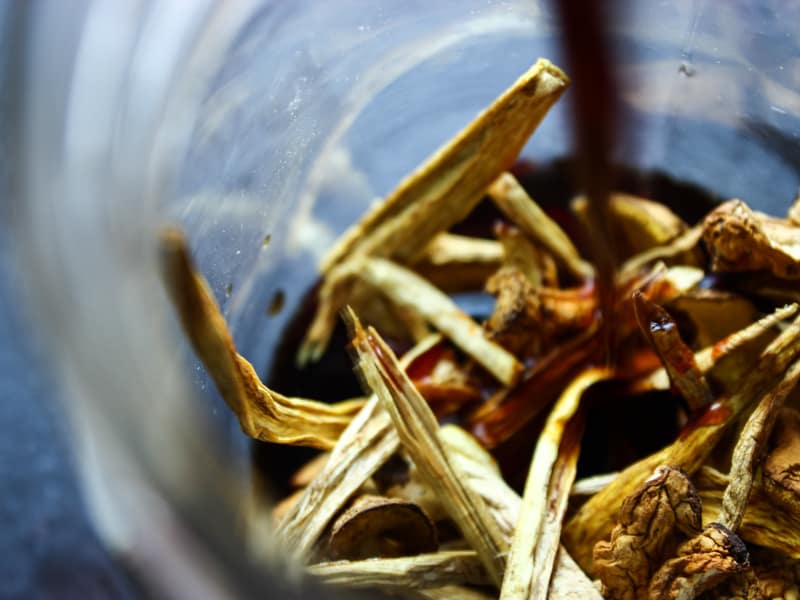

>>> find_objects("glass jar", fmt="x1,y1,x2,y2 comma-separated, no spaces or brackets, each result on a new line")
6,0,799,597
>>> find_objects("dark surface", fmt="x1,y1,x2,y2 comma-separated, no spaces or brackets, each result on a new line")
0,244,141,599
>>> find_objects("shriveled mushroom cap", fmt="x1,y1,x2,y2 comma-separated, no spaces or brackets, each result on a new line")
763,407,800,513
328,494,437,561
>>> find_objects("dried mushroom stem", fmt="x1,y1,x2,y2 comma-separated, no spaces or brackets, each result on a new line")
496,223,550,288
320,59,569,271
695,466,800,558
564,313,800,574
443,428,601,599
633,303,798,395
302,59,570,364
571,472,619,497
349,282,431,342
550,546,604,600
488,172,593,280
633,291,713,413
441,426,521,541
647,523,749,600
308,550,490,590
416,233,504,267
414,233,505,292
348,310,508,587
276,335,442,560
159,228,364,449
359,257,523,386
718,357,800,531
593,466,703,600
501,367,611,600
573,193,688,260
275,398,396,559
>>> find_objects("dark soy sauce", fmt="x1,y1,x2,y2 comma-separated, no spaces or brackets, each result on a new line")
253,160,722,495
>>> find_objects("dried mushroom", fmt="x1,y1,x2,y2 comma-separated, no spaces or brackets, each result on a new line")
564,312,800,573
763,407,800,514
413,233,504,292
495,222,558,288
647,523,749,600
694,466,800,559
488,171,593,280
574,192,689,260
159,228,364,450
789,193,800,226
358,257,523,386
158,46,800,600
502,368,611,600
593,466,703,600
309,550,490,590
327,494,437,561
703,199,800,279
668,290,757,349
300,59,569,364
718,358,800,531
483,266,544,356
349,310,508,586
746,547,800,599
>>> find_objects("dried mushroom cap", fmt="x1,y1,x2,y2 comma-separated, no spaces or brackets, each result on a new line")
566,312,800,574
703,199,800,279
648,523,749,600
668,290,758,349
484,266,543,356
573,192,688,260
328,494,437,561
763,406,800,513
593,466,702,600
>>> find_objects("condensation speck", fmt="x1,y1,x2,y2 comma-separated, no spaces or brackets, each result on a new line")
678,62,696,77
